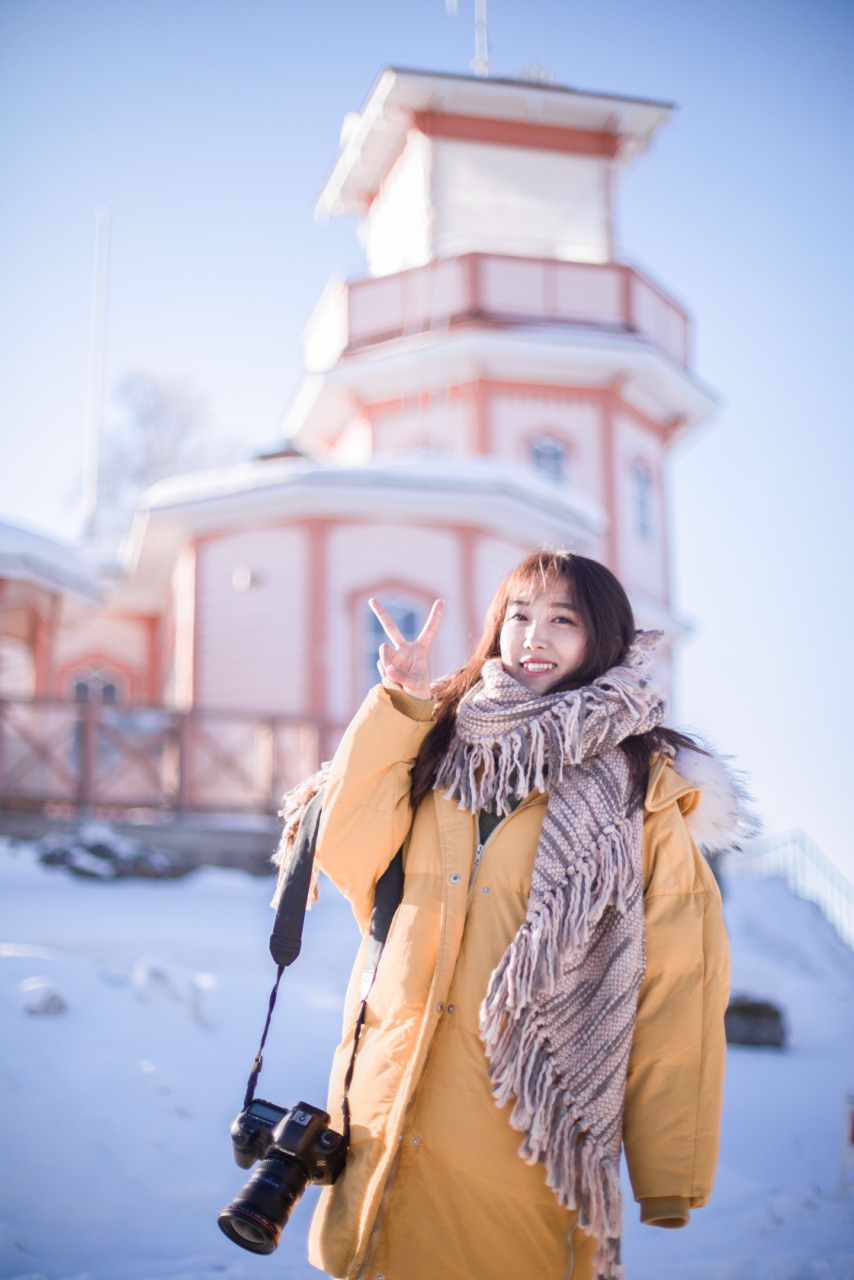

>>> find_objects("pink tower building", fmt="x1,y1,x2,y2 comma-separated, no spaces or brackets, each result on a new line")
0,67,717,814
271,68,715,717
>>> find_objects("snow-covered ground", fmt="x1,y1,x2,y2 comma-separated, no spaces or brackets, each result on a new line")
1,836,853,1280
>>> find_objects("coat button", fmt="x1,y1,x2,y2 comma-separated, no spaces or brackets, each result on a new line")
437,1002,444,1012
411,1136,421,1145
482,885,490,894
450,872,461,883
448,1004,455,1013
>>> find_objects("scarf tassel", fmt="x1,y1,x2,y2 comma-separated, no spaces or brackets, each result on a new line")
481,819,637,1019
495,1046,626,1280
482,999,623,1247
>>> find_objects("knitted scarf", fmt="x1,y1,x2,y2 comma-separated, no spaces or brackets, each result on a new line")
433,633,667,1280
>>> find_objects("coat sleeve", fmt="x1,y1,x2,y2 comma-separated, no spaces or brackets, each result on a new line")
314,682,436,932
622,801,731,1227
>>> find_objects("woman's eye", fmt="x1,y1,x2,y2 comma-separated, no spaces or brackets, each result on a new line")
509,611,527,622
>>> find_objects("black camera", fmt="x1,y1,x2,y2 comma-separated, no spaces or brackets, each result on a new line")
217,1098,347,1254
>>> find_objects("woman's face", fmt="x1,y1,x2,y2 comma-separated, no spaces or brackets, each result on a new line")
499,587,587,694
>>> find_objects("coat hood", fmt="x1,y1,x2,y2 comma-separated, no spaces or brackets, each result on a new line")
671,744,761,855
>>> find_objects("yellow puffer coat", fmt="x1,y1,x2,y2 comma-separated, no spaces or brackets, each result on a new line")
307,685,730,1280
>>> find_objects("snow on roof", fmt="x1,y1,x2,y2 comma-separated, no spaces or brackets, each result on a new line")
118,450,606,613
0,518,102,603
138,454,324,511
136,451,605,533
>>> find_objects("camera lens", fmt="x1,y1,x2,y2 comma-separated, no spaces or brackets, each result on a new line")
230,1217,271,1247
217,1154,308,1254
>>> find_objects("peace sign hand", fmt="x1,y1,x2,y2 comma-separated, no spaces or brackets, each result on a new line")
370,597,444,700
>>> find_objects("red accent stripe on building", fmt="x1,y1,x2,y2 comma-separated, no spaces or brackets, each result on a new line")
413,110,620,158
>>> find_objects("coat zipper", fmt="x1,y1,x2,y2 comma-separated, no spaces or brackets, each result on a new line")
562,1222,575,1280
466,839,485,903
466,794,547,909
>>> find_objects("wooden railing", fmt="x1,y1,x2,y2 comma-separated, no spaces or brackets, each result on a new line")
0,696,327,817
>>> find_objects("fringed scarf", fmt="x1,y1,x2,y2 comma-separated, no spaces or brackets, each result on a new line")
434,633,667,1280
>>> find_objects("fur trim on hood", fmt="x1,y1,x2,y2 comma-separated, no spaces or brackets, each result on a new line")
673,744,761,855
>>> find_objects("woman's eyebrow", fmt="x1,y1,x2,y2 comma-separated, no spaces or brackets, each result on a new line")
507,598,578,610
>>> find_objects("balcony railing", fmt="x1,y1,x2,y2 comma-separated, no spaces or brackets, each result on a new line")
0,697,327,817
304,253,691,373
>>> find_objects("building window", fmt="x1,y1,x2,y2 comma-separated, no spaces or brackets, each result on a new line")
365,597,420,694
633,459,654,539
530,436,568,483
66,664,129,777
69,665,124,705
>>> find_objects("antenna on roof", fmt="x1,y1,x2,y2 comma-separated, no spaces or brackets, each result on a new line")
445,0,491,77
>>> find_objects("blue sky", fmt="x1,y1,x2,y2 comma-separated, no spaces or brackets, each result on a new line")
1,0,853,878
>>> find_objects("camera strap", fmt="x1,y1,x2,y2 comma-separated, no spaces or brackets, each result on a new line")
244,787,404,1146
242,963,285,1113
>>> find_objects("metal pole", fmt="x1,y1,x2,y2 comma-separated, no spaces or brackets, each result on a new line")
81,206,111,540
473,0,490,76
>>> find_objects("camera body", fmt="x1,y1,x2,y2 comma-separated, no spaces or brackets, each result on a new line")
219,1099,347,1254
230,1097,346,1181
230,1097,288,1169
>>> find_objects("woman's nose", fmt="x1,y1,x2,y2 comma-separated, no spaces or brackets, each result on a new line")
524,623,546,648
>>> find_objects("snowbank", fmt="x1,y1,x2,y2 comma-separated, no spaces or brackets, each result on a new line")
0,839,852,1279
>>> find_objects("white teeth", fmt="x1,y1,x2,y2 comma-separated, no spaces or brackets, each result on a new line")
523,663,555,671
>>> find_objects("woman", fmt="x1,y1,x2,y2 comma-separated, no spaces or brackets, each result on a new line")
280,551,742,1280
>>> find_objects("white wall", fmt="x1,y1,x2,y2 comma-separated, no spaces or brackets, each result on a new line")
371,397,472,455
364,132,433,277
432,139,611,264
474,535,530,625
57,615,148,678
613,413,668,604
0,637,34,695
194,527,307,714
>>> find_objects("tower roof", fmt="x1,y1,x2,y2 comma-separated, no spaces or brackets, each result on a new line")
318,66,674,218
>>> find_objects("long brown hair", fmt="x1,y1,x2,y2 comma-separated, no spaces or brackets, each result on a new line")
409,550,700,808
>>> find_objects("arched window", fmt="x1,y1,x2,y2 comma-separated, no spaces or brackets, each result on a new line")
633,459,654,539
69,664,125,705
364,596,420,694
65,663,129,778
530,436,568,483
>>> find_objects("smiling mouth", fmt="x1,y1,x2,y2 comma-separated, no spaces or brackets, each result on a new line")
521,661,556,673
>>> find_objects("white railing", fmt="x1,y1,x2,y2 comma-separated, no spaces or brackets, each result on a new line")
726,829,854,952
304,253,691,373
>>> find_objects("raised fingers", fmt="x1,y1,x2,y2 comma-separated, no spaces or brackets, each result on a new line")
368,598,405,647
417,599,444,650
